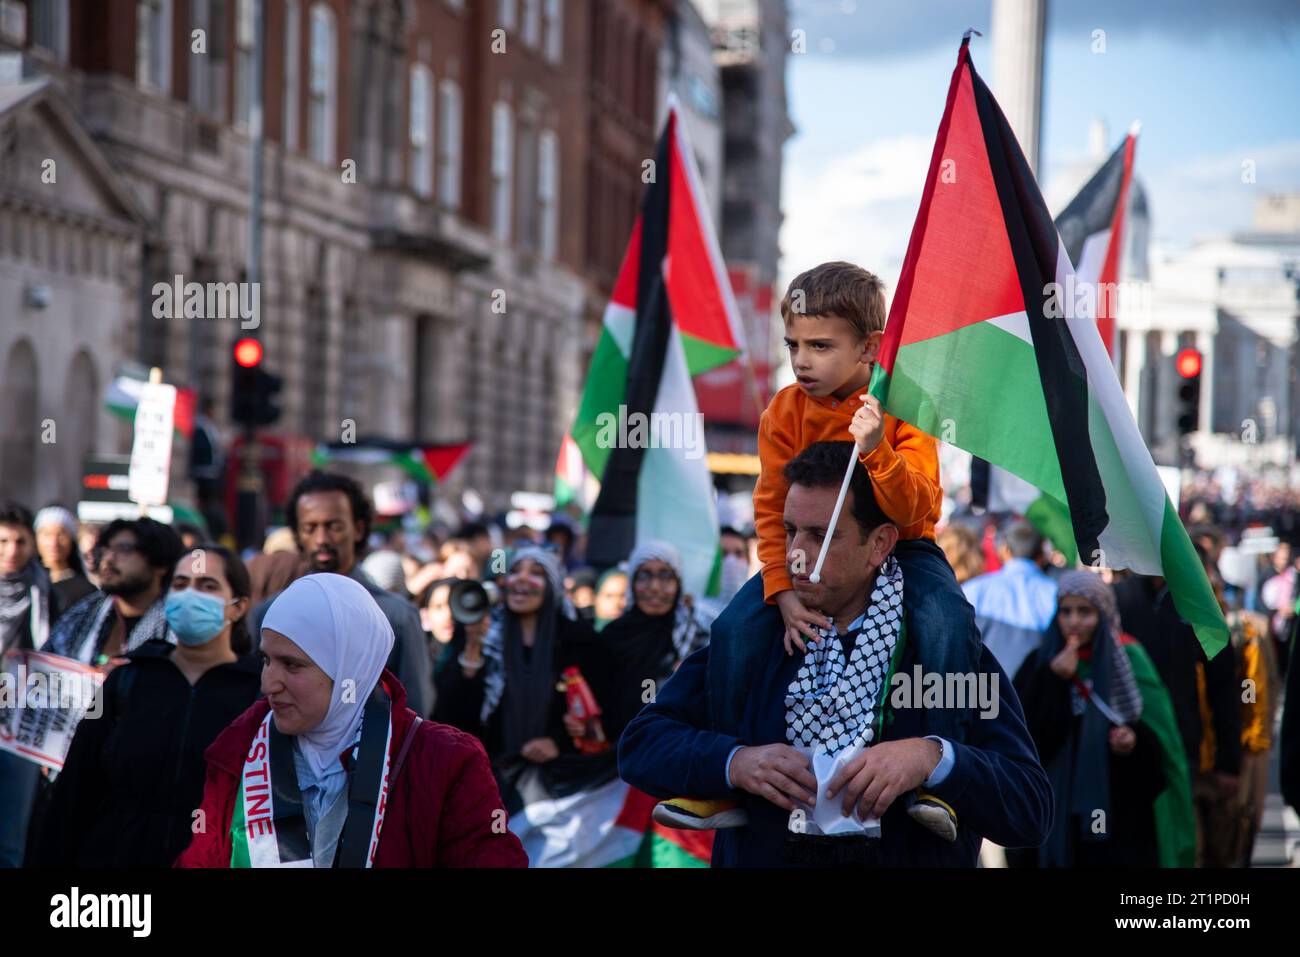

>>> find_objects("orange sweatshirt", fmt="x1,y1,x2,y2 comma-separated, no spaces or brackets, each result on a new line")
755,383,942,602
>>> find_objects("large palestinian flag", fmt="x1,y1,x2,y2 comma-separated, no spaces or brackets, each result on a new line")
980,128,1142,558
1055,124,1140,359
571,100,745,597
554,433,598,512
501,758,712,867
868,38,1228,656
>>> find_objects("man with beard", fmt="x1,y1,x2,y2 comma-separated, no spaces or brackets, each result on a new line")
48,518,183,663
249,472,434,718
1,502,51,655
0,502,54,867
619,442,1050,866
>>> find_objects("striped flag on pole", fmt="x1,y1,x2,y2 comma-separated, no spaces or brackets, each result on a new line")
868,37,1228,656
570,98,743,597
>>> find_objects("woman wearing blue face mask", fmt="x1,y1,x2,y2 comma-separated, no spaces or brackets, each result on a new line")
31,545,262,867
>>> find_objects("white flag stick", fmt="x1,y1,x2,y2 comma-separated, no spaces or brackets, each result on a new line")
808,450,858,584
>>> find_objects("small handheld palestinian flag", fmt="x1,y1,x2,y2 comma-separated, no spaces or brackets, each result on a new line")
868,36,1228,656
571,97,745,598
105,372,195,439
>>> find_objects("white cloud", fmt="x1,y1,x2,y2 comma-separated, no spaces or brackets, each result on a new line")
781,133,1300,306
1143,139,1300,243
778,134,933,301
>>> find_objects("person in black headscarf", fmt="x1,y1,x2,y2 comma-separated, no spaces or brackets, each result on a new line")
601,540,712,740
433,546,617,776
1012,570,1194,868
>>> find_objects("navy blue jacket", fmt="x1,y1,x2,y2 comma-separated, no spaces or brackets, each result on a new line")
618,602,1053,867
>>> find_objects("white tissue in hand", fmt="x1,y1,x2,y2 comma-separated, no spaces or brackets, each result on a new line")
800,744,881,837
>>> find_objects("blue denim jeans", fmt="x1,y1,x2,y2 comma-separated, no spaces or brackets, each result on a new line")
707,540,982,744
0,751,39,867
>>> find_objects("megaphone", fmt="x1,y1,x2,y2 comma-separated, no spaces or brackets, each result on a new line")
449,579,502,625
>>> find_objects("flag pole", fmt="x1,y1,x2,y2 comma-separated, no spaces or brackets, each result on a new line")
811,365,894,581
808,449,857,584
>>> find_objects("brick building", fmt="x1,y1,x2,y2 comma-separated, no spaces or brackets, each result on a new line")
0,0,669,513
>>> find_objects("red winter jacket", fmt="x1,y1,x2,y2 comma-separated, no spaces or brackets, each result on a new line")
175,669,527,868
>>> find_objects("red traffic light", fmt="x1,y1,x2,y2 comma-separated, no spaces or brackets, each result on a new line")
1175,348,1202,379
234,338,263,368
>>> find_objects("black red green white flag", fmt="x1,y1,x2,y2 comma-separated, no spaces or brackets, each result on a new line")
567,99,745,596
868,38,1228,656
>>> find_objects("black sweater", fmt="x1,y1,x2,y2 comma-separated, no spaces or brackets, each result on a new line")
1114,575,1241,776
433,613,621,765
32,640,262,867
1013,649,1167,867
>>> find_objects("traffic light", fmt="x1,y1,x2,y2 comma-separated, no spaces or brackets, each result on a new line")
1175,347,1202,436
230,338,282,427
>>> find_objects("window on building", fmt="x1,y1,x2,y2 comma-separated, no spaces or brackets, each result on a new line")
233,0,255,128
542,0,562,63
283,0,300,149
188,0,229,118
30,0,69,61
136,0,172,93
437,79,463,210
412,315,435,439
301,284,327,437
188,258,221,401
521,0,539,47
497,0,515,30
409,64,433,198
307,3,336,164
589,3,603,87
515,120,537,251
491,100,513,241
140,243,170,370
538,129,558,260
340,296,366,424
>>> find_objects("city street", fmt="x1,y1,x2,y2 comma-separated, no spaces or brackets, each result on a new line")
0,0,1297,935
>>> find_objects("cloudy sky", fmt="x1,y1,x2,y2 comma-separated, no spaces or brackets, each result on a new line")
779,0,1300,292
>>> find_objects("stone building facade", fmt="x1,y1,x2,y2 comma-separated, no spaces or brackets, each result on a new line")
1,0,670,514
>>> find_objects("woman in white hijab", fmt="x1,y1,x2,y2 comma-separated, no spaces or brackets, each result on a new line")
176,573,527,868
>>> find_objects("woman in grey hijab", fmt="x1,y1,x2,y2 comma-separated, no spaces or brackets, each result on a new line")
1012,570,1195,867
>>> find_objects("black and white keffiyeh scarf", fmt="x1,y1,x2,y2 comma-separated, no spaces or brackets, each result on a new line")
479,547,576,732
785,556,904,756
48,590,171,663
0,562,45,653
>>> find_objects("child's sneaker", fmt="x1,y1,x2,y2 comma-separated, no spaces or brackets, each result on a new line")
653,797,748,830
906,790,958,842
